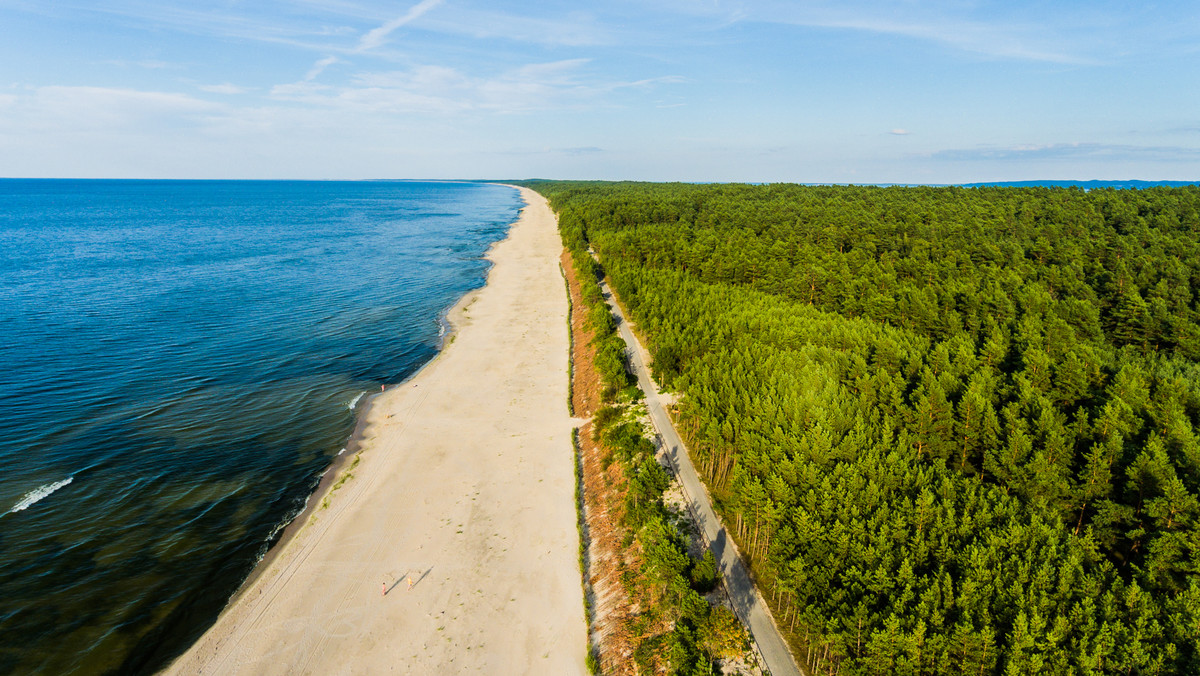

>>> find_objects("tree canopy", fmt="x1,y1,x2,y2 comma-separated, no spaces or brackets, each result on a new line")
528,180,1200,675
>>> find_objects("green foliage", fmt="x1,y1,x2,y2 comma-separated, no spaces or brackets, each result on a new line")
526,180,1200,675
690,550,721,593
591,397,751,671
555,187,636,402
592,405,621,437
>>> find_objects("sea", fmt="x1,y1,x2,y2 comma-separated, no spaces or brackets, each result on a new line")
0,179,522,674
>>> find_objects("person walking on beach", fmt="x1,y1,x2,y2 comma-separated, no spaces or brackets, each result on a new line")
382,581,387,597
407,575,413,591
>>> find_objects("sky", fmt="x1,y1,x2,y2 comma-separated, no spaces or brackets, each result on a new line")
1,0,1198,183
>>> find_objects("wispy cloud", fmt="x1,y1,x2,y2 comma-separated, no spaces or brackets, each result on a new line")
21,2,361,54
0,86,224,135
495,146,605,156
420,8,613,47
197,83,251,95
788,12,1090,64
18,1,622,56
356,0,444,52
104,59,178,70
931,142,1200,162
305,56,340,81
889,128,910,136
21,0,1200,66
270,58,680,115
655,0,1103,63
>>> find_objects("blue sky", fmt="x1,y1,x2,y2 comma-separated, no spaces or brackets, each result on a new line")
1,0,1198,182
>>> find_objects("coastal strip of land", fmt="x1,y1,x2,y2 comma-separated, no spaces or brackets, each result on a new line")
163,187,586,675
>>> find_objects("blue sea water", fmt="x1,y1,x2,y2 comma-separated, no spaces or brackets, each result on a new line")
0,179,522,674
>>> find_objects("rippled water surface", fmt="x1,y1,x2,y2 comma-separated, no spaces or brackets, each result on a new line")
0,180,521,674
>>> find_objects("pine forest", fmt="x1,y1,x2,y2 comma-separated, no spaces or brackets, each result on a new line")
527,181,1200,675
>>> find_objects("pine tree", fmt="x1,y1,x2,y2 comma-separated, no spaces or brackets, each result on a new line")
1112,287,1151,347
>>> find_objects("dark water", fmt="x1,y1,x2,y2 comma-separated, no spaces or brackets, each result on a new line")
0,180,521,674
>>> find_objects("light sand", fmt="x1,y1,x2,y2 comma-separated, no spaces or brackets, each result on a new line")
163,187,586,675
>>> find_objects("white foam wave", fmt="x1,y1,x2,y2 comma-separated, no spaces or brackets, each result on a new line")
7,477,73,515
347,392,364,411
266,512,292,542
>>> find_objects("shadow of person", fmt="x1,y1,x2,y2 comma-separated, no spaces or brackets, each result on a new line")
388,565,435,594
413,566,434,588
385,578,404,595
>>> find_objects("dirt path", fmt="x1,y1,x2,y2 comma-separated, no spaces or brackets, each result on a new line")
162,187,586,675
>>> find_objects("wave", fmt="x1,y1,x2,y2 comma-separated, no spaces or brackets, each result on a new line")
6,477,73,515
252,483,318,566
347,392,364,411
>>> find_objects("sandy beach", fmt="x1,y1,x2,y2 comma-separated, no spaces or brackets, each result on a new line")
163,186,585,675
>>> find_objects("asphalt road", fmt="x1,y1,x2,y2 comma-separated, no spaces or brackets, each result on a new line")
600,281,804,676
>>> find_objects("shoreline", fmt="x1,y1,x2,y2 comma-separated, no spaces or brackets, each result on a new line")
227,201,513,608
234,256,496,606
162,185,586,674
226,185,523,608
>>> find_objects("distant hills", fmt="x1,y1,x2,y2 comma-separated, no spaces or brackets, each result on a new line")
961,179,1199,189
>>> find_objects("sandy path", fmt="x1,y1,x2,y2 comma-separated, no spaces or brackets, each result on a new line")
163,187,586,675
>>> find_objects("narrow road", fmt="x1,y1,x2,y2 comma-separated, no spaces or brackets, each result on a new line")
599,280,804,676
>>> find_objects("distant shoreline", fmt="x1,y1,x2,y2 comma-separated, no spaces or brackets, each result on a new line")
3,177,1194,189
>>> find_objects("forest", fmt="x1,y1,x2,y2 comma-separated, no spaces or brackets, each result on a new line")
526,180,1200,675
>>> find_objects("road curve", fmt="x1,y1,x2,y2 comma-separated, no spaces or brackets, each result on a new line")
599,280,804,676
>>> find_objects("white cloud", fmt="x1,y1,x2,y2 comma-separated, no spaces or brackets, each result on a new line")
30,86,221,125
931,142,1200,162
656,0,1101,63
356,0,444,52
792,12,1090,64
198,83,251,95
21,1,619,56
492,145,605,156
889,129,910,136
420,8,613,47
0,86,229,155
104,59,177,70
269,58,676,116
350,64,473,98
305,56,341,81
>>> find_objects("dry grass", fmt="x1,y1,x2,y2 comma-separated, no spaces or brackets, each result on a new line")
564,248,644,675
